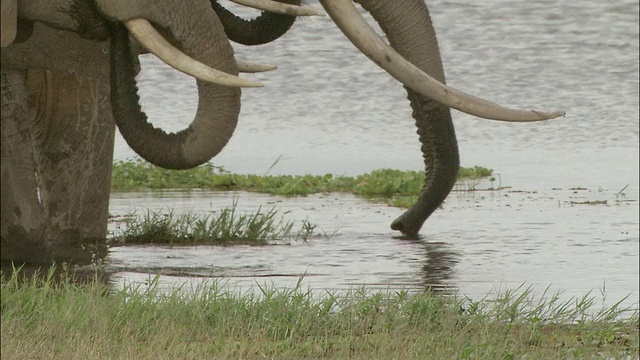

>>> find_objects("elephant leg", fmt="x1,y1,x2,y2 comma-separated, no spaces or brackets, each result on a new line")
27,70,114,264
1,69,51,264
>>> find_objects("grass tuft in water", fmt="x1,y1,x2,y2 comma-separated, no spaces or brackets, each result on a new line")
113,204,316,246
1,271,637,359
111,159,495,208
458,166,494,179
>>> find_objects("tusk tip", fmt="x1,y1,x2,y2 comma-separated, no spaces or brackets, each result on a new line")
237,62,278,73
245,82,264,88
533,110,566,120
305,8,325,17
258,65,278,72
126,18,263,88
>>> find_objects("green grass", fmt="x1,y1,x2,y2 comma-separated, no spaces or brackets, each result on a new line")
1,269,637,359
111,204,316,246
111,159,495,208
111,159,355,194
105,160,497,244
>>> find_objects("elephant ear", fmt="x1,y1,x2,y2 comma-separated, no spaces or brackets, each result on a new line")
1,0,17,47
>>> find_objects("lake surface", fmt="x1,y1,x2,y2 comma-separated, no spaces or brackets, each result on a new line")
108,0,639,309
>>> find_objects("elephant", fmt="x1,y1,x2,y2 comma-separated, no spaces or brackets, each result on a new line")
0,0,563,265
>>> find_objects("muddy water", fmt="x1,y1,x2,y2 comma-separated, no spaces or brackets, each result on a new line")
108,0,639,308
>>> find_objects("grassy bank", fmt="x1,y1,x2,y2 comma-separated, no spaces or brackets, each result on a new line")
1,270,637,359
112,159,495,208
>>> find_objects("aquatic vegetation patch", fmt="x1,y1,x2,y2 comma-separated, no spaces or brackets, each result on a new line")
1,271,637,359
111,159,495,207
111,159,354,195
458,165,494,179
111,204,316,246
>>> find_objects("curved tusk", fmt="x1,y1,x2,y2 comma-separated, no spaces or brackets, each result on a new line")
1,0,18,47
236,60,278,73
229,0,324,16
319,0,565,122
125,18,263,88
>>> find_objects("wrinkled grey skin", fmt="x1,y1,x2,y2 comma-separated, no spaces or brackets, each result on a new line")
1,0,240,264
357,0,461,238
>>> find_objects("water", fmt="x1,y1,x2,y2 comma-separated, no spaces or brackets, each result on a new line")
108,0,639,308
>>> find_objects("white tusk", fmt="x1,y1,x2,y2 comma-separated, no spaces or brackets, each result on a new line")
319,0,565,122
1,0,18,47
229,0,324,16
125,18,263,88
236,60,278,73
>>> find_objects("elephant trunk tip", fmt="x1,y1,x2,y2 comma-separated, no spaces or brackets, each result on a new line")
390,212,422,239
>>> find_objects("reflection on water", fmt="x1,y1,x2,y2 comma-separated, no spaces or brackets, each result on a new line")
421,241,460,293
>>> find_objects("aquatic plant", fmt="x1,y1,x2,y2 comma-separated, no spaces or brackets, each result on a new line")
111,159,496,208
111,204,316,246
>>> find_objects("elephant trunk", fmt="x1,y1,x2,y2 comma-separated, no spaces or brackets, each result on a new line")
103,0,240,169
358,0,460,237
210,0,300,45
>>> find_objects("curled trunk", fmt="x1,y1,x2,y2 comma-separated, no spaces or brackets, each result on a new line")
102,0,241,169
210,0,300,45
358,0,460,237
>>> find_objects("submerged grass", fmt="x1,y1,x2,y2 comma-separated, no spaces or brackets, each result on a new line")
112,203,316,246
1,270,637,359
111,159,495,208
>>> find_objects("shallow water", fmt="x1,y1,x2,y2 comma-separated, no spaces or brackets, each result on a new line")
107,185,639,310
108,0,639,308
